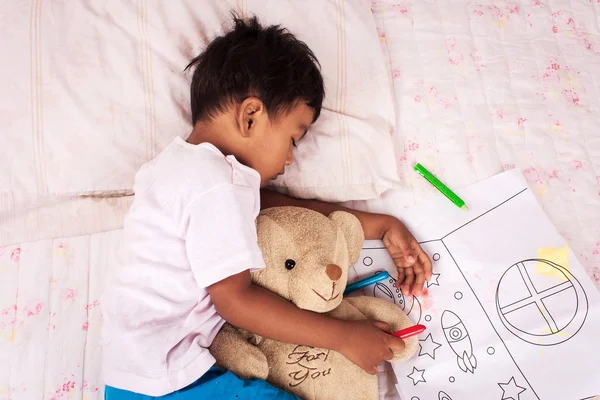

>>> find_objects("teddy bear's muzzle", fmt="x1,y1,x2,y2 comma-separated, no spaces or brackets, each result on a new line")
312,264,343,303
312,286,340,302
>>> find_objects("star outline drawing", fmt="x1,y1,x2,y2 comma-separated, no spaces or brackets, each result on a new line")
426,273,441,288
407,366,426,386
418,333,442,359
498,376,527,400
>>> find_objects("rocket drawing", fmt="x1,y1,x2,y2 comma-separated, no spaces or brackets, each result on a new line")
438,391,453,400
441,310,477,373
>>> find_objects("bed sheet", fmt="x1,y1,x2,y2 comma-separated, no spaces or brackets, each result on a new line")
361,1,600,398
0,233,121,400
2,1,600,400
0,233,402,400
358,0,600,289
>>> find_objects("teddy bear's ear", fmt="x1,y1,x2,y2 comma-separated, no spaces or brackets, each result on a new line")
328,211,364,265
254,211,290,285
256,210,287,244
255,211,284,253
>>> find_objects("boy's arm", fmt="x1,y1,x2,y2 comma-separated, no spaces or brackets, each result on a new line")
261,189,388,240
208,269,405,375
260,189,432,295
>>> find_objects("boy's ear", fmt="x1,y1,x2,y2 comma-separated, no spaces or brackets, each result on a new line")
238,97,265,138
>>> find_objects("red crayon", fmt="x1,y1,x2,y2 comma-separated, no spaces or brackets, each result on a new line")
393,324,426,339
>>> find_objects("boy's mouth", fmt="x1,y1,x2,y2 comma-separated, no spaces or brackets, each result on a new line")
272,170,285,180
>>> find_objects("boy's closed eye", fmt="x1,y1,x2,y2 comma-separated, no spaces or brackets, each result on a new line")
292,125,309,148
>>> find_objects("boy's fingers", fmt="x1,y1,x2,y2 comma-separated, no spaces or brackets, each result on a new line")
391,254,409,269
412,266,426,296
388,335,406,351
384,348,394,360
367,366,378,375
410,239,433,279
419,250,433,280
373,320,392,333
403,247,416,265
395,268,406,288
402,268,415,295
397,236,416,265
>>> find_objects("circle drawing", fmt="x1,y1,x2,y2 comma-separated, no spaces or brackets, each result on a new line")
487,347,495,355
496,259,588,346
411,397,420,400
449,376,455,383
363,256,373,266
425,315,432,322
454,291,463,300
433,253,441,261
449,327,462,340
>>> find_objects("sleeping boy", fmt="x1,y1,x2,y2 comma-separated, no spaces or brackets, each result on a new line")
101,15,432,399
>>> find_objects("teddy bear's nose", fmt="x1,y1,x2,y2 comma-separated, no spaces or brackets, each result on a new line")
326,264,342,281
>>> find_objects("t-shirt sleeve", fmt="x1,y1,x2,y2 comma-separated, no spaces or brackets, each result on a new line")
185,183,265,288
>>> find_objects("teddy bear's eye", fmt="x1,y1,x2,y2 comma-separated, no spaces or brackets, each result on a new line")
285,259,296,270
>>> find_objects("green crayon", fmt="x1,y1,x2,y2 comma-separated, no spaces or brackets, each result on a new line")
414,163,468,210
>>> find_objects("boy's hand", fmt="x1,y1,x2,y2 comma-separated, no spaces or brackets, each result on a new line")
337,319,405,375
259,190,432,295
210,271,404,376
381,217,432,296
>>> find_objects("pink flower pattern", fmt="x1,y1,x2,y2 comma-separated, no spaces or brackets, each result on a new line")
372,0,600,288
2,3,600,399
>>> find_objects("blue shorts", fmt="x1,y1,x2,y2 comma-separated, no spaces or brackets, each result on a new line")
104,367,300,400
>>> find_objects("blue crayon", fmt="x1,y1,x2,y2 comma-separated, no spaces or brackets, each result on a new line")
344,271,390,295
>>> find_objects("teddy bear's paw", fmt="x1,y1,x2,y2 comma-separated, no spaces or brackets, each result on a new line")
391,333,419,363
341,297,420,362
229,347,270,380
210,324,270,380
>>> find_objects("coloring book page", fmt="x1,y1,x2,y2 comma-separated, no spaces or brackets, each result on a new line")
348,170,600,400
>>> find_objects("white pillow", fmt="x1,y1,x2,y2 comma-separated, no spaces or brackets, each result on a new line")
0,0,399,202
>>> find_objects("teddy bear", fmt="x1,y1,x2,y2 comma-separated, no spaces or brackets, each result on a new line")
209,206,419,400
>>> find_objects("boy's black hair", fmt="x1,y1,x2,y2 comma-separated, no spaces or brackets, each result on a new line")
185,14,325,125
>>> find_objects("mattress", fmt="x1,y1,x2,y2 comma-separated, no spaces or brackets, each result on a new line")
2,1,600,400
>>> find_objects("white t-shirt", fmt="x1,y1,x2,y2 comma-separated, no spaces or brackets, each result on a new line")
101,137,265,396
